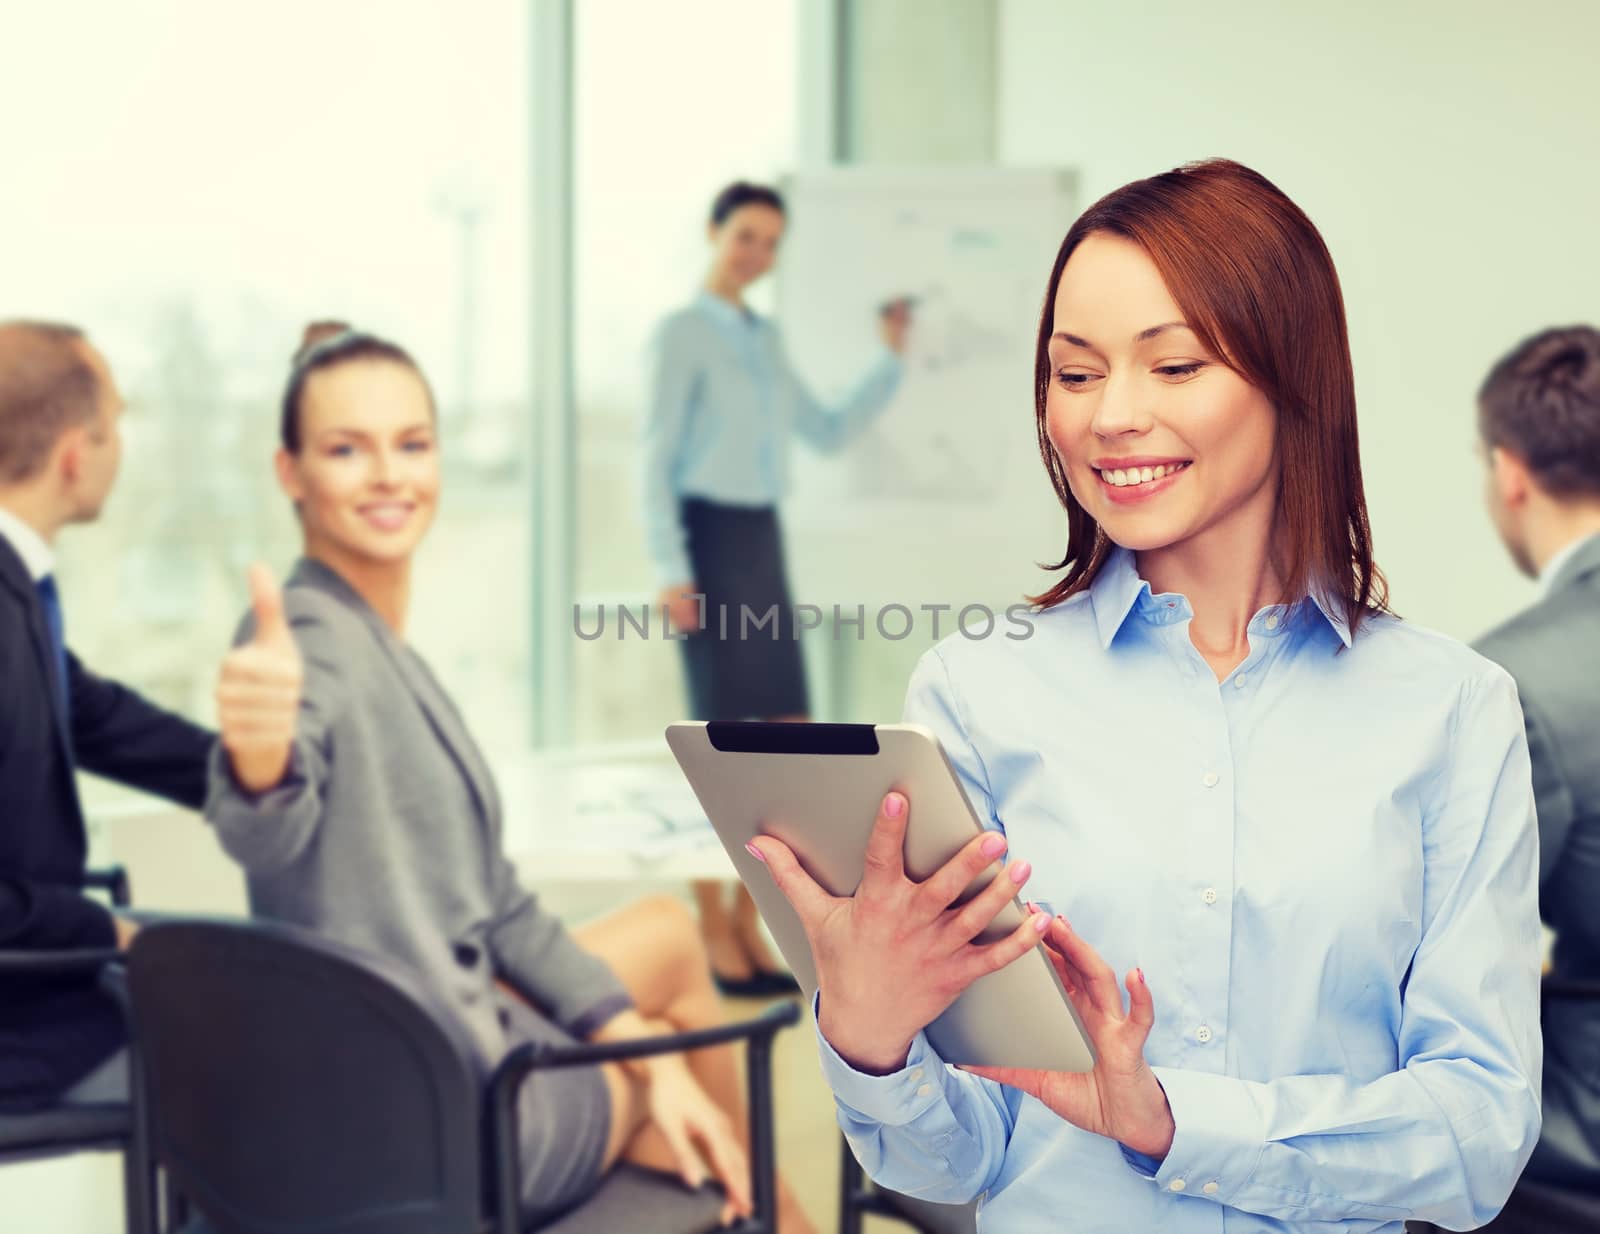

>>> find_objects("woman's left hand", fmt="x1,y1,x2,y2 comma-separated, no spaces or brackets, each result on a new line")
961,911,1176,1159
879,299,912,354
642,1055,753,1226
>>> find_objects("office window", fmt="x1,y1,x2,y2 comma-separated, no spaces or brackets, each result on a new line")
3,1,535,805
571,0,800,743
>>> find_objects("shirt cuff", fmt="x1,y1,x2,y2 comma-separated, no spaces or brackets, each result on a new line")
1146,1066,1268,1202
1119,1144,1162,1178
208,738,306,808
813,992,948,1126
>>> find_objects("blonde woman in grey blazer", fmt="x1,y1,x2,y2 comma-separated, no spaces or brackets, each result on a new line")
207,325,817,1234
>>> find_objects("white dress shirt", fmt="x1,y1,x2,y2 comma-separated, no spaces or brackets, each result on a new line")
0,503,54,580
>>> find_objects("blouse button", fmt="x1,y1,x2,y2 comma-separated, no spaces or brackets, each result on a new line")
1201,771,1220,788
1202,888,1218,905
1265,614,1280,630
1168,1178,1187,1193
1196,1025,1214,1044
1233,674,1248,689
1203,1181,1220,1195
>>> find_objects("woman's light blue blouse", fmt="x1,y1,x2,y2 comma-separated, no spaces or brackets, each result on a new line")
640,291,903,585
816,547,1542,1233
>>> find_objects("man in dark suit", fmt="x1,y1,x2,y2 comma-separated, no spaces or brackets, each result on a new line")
0,320,214,1111
1474,324,1600,1224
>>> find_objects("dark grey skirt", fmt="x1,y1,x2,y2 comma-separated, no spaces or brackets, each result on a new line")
678,497,810,721
499,991,613,1224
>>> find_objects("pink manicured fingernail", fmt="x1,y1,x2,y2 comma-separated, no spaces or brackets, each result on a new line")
1032,913,1051,934
883,792,905,817
1137,967,1146,985
1008,860,1032,886
981,833,1007,858
1056,915,1070,931
744,842,766,863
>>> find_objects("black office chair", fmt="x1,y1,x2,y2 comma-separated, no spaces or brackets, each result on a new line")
838,1134,976,1234
0,866,153,1234
124,919,800,1234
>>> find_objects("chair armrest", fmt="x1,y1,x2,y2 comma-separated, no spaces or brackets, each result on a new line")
81,865,132,909
493,1000,801,1079
0,948,122,975
99,963,131,1016
487,1000,801,1233
1543,977,1600,1002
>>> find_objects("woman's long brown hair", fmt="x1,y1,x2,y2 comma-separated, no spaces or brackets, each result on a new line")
1029,159,1388,637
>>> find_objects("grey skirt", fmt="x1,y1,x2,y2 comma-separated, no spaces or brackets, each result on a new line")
678,497,810,721
499,990,613,1224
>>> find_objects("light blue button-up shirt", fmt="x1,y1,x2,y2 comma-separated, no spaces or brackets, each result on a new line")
640,291,904,585
817,546,1542,1233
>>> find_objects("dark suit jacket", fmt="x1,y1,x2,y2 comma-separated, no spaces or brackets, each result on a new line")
1477,533,1600,1190
0,533,213,1110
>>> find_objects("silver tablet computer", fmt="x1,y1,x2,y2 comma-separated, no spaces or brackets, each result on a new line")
666,720,1095,1074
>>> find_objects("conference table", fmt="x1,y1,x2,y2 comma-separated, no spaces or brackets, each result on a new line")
495,739,732,884
89,739,735,902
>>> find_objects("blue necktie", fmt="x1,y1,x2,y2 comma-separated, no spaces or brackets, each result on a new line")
35,573,70,725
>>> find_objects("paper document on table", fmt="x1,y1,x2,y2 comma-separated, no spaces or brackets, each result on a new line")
561,762,717,859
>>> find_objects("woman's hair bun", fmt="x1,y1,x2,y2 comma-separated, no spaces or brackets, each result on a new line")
294,320,353,364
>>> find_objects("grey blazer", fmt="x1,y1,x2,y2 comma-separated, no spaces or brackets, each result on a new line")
1477,533,1600,1189
205,558,631,1065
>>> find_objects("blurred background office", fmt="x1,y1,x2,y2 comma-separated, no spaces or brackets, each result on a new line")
2,1,1597,1230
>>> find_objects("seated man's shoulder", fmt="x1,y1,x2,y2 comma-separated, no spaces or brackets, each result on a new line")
1476,592,1598,690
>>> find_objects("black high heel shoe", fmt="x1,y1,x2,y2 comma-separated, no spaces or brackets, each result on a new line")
712,966,803,999
712,970,775,999
753,968,802,997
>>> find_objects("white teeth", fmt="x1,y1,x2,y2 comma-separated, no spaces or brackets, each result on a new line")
1101,461,1187,486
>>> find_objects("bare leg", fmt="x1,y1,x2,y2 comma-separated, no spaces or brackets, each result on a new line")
577,896,817,1234
693,878,753,983
577,896,743,1116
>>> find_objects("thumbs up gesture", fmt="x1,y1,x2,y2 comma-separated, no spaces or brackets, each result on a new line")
216,564,304,795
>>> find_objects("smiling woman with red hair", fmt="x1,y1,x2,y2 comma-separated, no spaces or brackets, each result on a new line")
750,160,1543,1232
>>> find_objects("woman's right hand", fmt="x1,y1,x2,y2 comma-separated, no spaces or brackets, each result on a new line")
747,792,1048,1074
657,581,703,634
216,564,304,795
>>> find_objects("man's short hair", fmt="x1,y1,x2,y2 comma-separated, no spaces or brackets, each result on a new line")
1479,324,1600,499
0,321,100,485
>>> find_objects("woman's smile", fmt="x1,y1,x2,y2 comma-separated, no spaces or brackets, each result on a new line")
355,499,417,533
1090,458,1193,504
